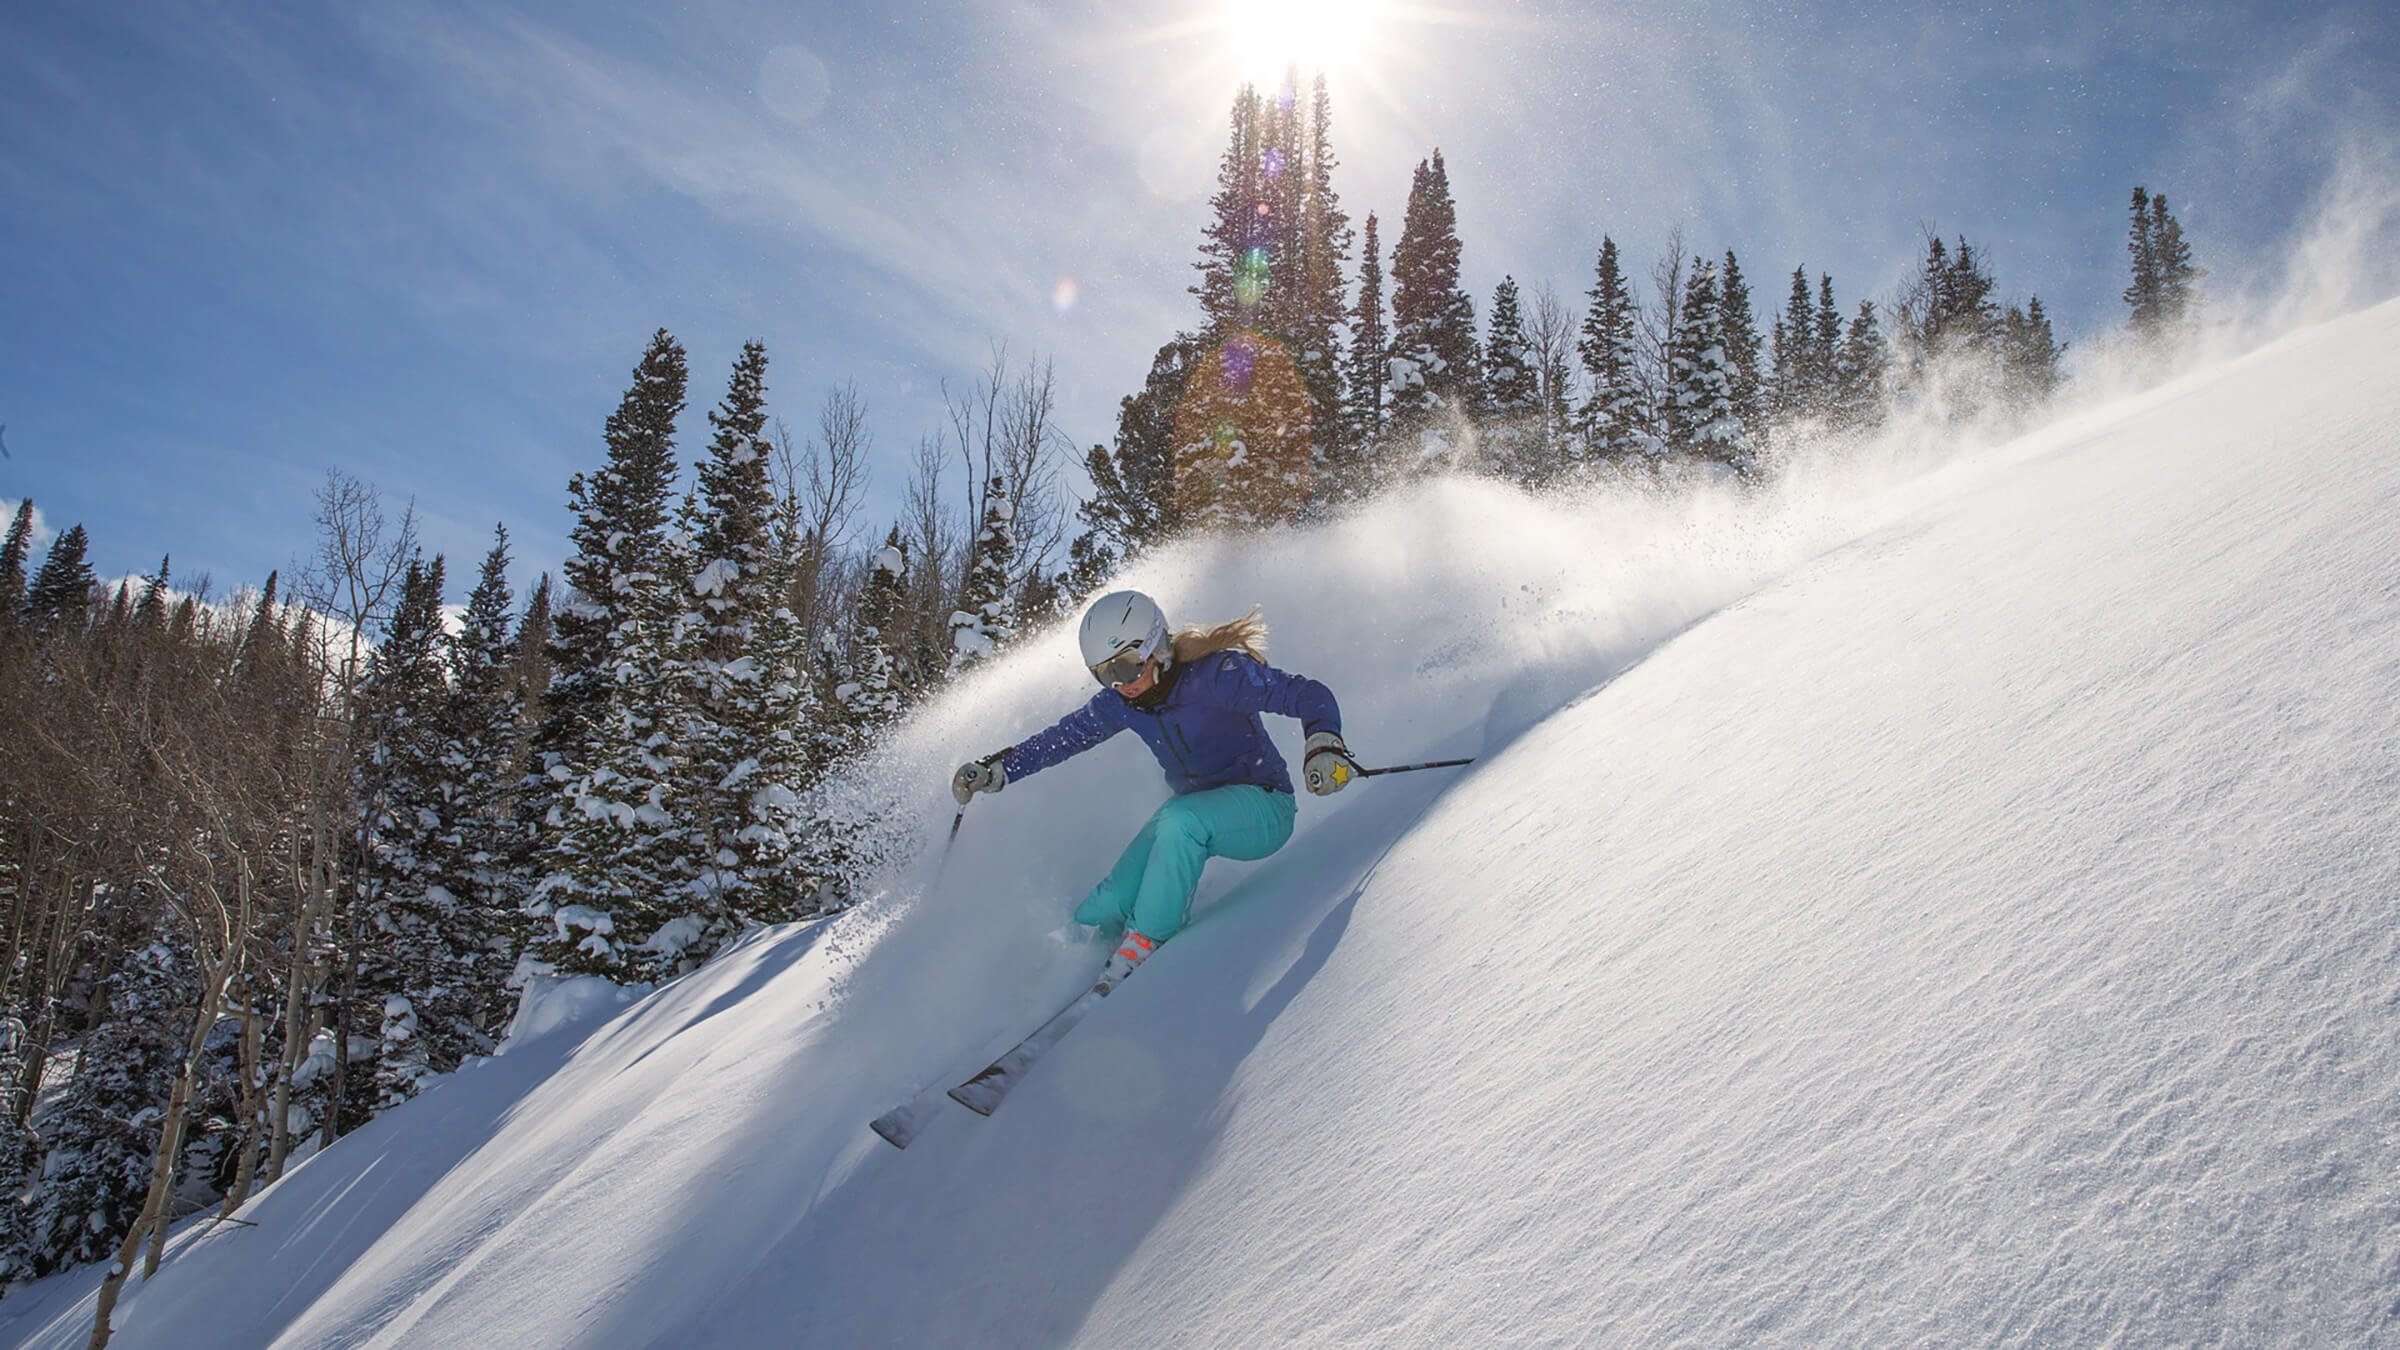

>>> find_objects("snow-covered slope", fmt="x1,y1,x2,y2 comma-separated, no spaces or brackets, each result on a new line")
8,301,2399,1349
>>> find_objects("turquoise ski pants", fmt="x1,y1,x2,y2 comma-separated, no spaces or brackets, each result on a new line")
1073,784,1297,943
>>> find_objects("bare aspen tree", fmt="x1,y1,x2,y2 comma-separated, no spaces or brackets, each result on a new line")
769,383,873,666
1527,280,1582,480
272,471,417,1176
1641,228,1689,434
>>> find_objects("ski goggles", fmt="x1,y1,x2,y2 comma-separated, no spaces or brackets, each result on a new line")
1090,643,1155,687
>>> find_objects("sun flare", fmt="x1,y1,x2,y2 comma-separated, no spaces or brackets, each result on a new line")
1221,0,1389,80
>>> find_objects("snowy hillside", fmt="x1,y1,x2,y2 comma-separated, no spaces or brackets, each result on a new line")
7,300,2399,1348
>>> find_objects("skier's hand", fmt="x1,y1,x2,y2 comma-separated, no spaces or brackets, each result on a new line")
1303,732,1357,796
952,756,1007,805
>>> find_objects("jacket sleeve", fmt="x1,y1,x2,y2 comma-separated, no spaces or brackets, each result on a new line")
999,691,1128,781
1201,653,1342,739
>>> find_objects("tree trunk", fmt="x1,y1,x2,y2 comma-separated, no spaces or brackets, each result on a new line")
215,970,267,1220
89,939,230,1348
267,801,331,1183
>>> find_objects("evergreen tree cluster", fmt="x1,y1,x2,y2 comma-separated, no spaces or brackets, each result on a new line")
2123,187,2203,348
0,329,1090,1299
1080,80,2166,537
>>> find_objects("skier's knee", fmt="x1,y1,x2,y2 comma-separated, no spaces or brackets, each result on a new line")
1153,800,1208,846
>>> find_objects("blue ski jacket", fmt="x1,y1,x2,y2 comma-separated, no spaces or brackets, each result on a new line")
1000,649,1341,797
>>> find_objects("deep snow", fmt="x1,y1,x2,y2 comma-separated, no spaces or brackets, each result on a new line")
6,299,2399,1348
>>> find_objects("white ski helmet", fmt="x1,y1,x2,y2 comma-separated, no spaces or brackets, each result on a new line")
1079,589,1169,685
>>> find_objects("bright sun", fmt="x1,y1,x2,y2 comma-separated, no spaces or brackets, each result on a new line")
1220,0,1388,80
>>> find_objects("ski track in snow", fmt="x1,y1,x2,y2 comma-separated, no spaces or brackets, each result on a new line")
5,301,2399,1348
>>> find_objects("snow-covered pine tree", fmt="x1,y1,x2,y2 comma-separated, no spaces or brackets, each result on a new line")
2124,187,2204,347
24,929,190,1276
1295,73,1353,493
681,341,822,935
0,500,34,634
23,524,95,635
1575,236,1653,466
1769,266,1817,422
1811,275,1845,409
524,331,690,985
1481,276,1543,484
789,528,918,916
2000,297,2064,414
1719,252,1764,438
529,332,688,811
497,573,553,940
1384,150,1480,473
1830,299,1889,433
1336,211,1388,495
949,472,1017,676
442,528,525,1041
1906,235,2001,393
1664,260,1751,475
353,556,464,1109
838,529,912,735
681,343,774,916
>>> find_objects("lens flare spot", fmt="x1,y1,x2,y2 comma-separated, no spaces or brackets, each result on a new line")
1052,277,1079,315
759,45,831,124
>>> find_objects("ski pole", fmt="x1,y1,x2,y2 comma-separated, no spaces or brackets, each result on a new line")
1353,757,1476,779
930,751,1004,890
930,806,966,890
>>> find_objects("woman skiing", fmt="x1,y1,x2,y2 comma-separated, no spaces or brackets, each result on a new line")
951,590,1356,991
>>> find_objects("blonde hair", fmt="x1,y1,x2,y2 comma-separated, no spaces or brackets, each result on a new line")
1170,605,1268,665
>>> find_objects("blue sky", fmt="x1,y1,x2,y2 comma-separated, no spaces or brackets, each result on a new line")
3,0,2394,600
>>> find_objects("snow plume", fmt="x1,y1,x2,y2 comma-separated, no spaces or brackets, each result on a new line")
2253,136,2400,336
830,421,2054,1084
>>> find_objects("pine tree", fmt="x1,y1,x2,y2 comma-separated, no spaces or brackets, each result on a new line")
1481,276,1542,483
0,500,34,631
1337,212,1389,493
1769,266,1817,421
24,931,190,1276
1193,86,1271,336
1185,76,1350,519
1295,73,1353,479
1664,260,1750,473
837,529,913,734
1575,236,1652,465
531,331,688,795
1831,300,1889,433
2125,186,2204,344
1081,335,1201,557
2001,297,2064,412
1811,275,1845,409
1900,234,2004,413
950,471,1018,674
24,524,95,634
1719,251,1763,437
680,341,799,933
525,330,691,985
354,555,459,1108
443,528,524,1039
1384,150,1480,471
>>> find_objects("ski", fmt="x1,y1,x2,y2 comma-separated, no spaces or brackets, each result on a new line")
869,983,1111,1148
949,986,1106,1116
868,1086,948,1150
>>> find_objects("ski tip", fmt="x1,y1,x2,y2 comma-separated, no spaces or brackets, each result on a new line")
947,1080,1001,1116
870,1109,921,1149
